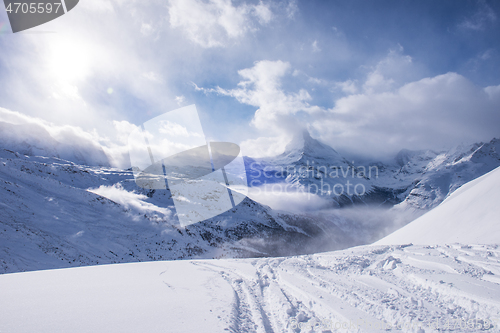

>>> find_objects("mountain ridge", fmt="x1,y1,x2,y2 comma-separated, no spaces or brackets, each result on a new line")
0,148,358,274
245,130,500,211
1,127,499,273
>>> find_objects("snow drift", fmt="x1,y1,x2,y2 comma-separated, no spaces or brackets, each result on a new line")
376,166,500,245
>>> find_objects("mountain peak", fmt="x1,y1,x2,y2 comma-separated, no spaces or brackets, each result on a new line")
284,129,315,152
280,129,347,163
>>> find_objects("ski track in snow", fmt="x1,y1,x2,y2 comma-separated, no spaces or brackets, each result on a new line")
1,243,500,332
188,243,500,332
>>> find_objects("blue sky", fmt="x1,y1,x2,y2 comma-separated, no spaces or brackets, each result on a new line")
0,0,499,164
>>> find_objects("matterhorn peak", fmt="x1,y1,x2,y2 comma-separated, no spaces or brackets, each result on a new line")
283,129,315,152
280,129,348,164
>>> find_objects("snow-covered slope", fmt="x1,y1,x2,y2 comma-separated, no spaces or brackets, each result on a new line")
2,131,499,332
2,128,499,274
376,166,500,245
0,148,358,274
1,243,499,333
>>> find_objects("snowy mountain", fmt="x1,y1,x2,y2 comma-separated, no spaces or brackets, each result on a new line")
0,148,359,274
278,129,351,166
390,138,500,211
246,131,500,213
245,131,391,208
376,165,500,245
1,128,499,274
1,133,499,332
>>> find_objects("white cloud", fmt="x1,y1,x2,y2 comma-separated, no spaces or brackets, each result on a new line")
0,107,110,166
113,120,140,145
240,135,291,157
197,60,325,156
480,49,493,60
334,79,358,95
0,108,158,168
140,23,155,36
207,52,500,159
285,0,298,19
312,40,321,53
459,1,497,31
0,0,181,140
204,60,320,132
362,47,421,94
331,26,344,37
79,0,114,12
158,120,202,138
292,69,328,85
253,2,273,24
0,107,103,149
175,95,185,105
168,0,273,48
314,72,500,158
246,185,330,213
485,84,500,99
142,71,163,83
89,184,171,215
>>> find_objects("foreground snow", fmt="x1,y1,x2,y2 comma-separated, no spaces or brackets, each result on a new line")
1,243,500,333
377,166,500,245
2,164,500,332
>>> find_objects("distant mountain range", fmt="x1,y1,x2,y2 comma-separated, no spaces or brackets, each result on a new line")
245,130,500,211
1,128,499,273
0,149,358,273
390,138,500,210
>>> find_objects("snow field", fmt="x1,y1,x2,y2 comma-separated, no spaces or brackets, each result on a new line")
1,243,499,332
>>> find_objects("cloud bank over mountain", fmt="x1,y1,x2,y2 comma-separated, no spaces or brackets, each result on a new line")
0,107,145,167
204,51,500,159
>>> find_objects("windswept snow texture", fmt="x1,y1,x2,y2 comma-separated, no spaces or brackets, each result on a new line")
1,243,500,332
377,166,500,246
